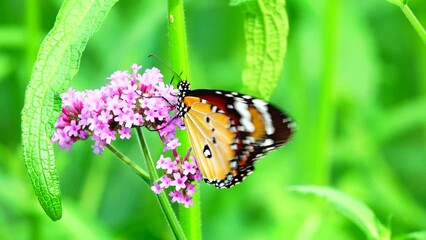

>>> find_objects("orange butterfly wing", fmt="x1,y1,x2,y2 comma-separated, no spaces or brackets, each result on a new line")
183,96,238,182
178,82,295,188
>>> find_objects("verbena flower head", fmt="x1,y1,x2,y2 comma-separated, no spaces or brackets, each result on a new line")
52,64,201,207
151,149,200,207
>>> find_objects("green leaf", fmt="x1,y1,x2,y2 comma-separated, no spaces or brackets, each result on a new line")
289,186,391,240
403,231,426,240
240,0,289,100
21,0,118,221
229,0,255,6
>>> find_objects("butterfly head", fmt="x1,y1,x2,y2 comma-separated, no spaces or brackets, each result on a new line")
177,81,190,94
177,81,191,117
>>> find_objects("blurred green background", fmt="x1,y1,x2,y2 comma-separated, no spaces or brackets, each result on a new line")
1,0,426,239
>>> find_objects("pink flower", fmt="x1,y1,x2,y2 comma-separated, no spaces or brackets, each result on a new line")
186,183,197,195
64,120,80,137
170,172,187,191
165,160,178,174
152,144,201,207
52,64,177,154
118,127,131,139
182,161,197,175
169,190,182,203
160,175,172,188
151,182,162,194
156,155,172,169
166,138,181,150
182,194,194,208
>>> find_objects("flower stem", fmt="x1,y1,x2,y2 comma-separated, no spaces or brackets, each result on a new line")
400,4,426,44
106,144,150,184
387,0,426,44
308,0,339,185
168,1,202,239
168,0,190,79
135,127,187,240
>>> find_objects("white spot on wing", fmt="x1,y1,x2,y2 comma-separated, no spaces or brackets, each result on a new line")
234,101,255,132
230,161,237,168
288,122,297,130
265,146,276,151
226,174,233,181
252,99,275,135
260,138,274,147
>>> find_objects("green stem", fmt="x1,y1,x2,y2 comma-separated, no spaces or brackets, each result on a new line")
400,4,426,44
135,128,187,240
168,0,190,79
310,0,339,185
106,144,151,184
168,1,202,239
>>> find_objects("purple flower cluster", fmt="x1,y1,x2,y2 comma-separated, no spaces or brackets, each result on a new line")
151,149,202,208
52,64,201,207
52,64,177,153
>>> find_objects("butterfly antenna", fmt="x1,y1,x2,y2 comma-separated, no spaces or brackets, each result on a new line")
146,116,179,132
148,95,173,106
148,54,185,84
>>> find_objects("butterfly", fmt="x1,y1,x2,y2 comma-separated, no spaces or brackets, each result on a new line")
176,80,295,189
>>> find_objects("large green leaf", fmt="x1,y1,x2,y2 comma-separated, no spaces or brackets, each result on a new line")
21,0,118,221
239,0,289,100
289,186,391,240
